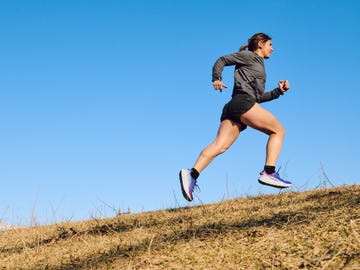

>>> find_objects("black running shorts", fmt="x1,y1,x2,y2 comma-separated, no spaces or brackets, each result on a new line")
220,92,256,131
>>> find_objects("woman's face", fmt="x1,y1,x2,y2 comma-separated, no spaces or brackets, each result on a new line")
259,40,273,59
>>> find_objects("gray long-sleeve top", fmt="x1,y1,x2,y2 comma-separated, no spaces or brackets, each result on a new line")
212,50,283,103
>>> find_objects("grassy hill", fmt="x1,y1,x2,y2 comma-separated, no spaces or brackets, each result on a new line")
0,185,359,269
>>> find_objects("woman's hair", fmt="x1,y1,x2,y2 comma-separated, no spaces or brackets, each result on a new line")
239,33,271,52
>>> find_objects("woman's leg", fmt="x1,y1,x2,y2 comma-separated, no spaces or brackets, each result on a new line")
240,103,285,167
193,119,242,173
179,119,242,202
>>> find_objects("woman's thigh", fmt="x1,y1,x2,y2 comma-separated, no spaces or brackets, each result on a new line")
240,103,284,135
213,119,242,149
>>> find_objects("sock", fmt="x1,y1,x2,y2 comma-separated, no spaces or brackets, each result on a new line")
264,165,275,174
190,168,200,180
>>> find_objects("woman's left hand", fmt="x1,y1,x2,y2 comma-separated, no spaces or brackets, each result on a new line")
278,80,290,92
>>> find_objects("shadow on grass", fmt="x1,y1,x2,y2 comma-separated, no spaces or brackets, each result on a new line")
4,186,360,269
0,213,192,255
50,187,360,269
48,209,316,269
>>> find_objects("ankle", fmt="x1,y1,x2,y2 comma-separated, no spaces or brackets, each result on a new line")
264,165,275,174
190,168,200,180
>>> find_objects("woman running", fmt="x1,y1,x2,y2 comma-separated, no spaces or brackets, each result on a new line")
179,33,292,202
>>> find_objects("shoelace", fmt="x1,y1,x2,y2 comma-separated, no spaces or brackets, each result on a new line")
194,182,201,193
277,166,281,174
192,180,201,193
273,166,289,183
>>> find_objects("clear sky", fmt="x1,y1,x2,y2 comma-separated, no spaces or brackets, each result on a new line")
0,0,359,226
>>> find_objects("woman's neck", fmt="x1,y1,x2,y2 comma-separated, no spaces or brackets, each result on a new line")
254,49,264,58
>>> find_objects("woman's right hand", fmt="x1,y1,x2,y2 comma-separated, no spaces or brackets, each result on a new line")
278,80,290,92
213,80,227,92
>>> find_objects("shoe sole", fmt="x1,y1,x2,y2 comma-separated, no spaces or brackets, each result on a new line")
258,177,292,189
179,170,192,202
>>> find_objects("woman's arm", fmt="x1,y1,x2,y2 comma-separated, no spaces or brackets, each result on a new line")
259,80,290,103
212,52,243,82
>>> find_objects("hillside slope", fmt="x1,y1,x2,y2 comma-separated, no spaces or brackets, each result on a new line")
0,185,359,269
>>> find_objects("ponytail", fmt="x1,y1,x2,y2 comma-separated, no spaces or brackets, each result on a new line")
239,44,248,51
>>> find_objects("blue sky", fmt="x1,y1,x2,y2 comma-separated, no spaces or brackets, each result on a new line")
0,0,359,226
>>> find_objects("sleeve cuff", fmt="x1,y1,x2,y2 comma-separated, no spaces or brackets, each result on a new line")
212,76,222,82
276,88,284,95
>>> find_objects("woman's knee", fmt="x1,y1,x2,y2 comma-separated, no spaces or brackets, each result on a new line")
217,143,231,155
204,141,230,156
277,124,286,137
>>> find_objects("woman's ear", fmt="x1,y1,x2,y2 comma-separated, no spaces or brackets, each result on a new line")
258,41,264,49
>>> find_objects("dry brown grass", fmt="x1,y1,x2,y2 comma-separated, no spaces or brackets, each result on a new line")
0,185,359,269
